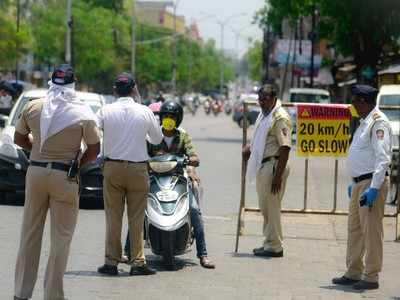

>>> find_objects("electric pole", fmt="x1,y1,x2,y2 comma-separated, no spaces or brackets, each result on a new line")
65,0,72,65
172,1,178,95
15,0,21,80
219,22,224,96
262,24,271,84
310,3,316,88
131,0,136,75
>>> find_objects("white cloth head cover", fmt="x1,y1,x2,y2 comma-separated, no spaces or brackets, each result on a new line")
246,100,282,183
40,81,98,152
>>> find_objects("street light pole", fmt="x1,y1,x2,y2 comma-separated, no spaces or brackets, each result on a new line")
131,0,136,75
15,0,21,80
172,1,177,95
219,22,224,96
65,0,72,65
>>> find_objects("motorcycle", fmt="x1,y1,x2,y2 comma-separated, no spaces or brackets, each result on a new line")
224,101,232,115
203,100,211,115
211,101,221,116
145,154,193,269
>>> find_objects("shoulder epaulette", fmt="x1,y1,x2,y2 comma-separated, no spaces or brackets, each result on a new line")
372,113,381,120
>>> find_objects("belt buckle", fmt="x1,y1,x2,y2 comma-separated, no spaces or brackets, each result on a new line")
46,162,52,170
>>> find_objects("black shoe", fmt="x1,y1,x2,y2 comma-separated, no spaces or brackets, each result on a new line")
353,280,379,290
129,264,156,276
14,297,28,300
199,256,215,269
332,276,359,285
252,247,264,254
253,249,283,257
97,264,118,276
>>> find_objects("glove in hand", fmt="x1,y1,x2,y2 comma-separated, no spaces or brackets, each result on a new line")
360,188,379,207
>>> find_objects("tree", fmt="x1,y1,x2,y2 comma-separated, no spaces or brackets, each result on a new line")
0,2,30,74
259,0,400,82
244,41,263,82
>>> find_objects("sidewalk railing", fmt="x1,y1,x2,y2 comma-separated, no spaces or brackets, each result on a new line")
235,101,400,252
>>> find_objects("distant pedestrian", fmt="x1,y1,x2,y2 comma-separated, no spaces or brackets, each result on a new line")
97,72,162,276
13,64,101,300
242,83,292,257
332,84,393,290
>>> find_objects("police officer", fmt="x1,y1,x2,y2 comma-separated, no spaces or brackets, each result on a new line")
13,64,101,300
242,83,292,257
97,73,162,276
332,84,392,290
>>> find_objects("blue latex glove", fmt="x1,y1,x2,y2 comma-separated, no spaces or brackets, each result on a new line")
360,188,379,207
347,184,353,199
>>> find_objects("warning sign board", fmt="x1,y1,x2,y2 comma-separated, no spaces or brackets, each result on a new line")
296,104,351,157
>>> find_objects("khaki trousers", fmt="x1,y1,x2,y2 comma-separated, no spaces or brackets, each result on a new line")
15,166,79,300
344,178,389,283
103,161,149,266
256,160,290,252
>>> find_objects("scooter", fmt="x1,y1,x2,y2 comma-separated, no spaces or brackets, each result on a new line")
145,154,193,269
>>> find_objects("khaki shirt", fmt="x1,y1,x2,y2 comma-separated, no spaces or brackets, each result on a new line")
262,107,292,158
15,99,100,163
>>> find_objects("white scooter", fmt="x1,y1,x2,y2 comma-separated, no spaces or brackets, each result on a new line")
145,154,193,269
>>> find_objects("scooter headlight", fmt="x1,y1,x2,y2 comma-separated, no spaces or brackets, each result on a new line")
156,190,179,202
149,161,177,173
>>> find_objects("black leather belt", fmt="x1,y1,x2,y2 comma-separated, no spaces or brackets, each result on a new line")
262,156,279,164
353,172,389,183
105,157,147,164
30,161,70,172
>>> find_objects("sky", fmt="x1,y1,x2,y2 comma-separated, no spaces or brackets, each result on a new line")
176,0,266,57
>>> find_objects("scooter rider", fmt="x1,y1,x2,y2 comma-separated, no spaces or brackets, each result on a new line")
124,101,215,269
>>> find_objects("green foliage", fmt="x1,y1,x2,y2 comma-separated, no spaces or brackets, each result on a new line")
244,41,263,82
0,3,31,72
259,0,400,78
1,0,235,93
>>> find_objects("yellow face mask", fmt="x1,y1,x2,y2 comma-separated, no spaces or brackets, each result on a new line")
162,117,176,131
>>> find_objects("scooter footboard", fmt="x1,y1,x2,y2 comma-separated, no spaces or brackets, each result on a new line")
148,223,191,256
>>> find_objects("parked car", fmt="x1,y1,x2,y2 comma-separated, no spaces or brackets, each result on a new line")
0,89,105,208
377,85,400,204
232,94,260,128
286,88,331,137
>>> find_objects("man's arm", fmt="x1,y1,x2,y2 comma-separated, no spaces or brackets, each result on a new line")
80,142,100,167
147,110,163,145
370,121,392,189
271,118,292,194
14,132,32,151
271,146,290,194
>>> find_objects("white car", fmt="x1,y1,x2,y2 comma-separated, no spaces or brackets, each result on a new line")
0,89,105,208
377,85,400,203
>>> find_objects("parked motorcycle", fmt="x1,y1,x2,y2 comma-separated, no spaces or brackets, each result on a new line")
145,154,193,269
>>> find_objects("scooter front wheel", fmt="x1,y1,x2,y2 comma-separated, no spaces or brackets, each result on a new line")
161,231,175,270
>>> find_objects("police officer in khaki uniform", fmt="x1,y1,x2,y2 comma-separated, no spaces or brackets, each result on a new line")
332,85,392,290
243,83,292,257
13,65,101,300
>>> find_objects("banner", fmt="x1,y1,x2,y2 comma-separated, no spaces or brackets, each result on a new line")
296,104,351,157
274,39,321,69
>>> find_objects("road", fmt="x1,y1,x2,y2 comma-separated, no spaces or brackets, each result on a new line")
0,108,398,299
